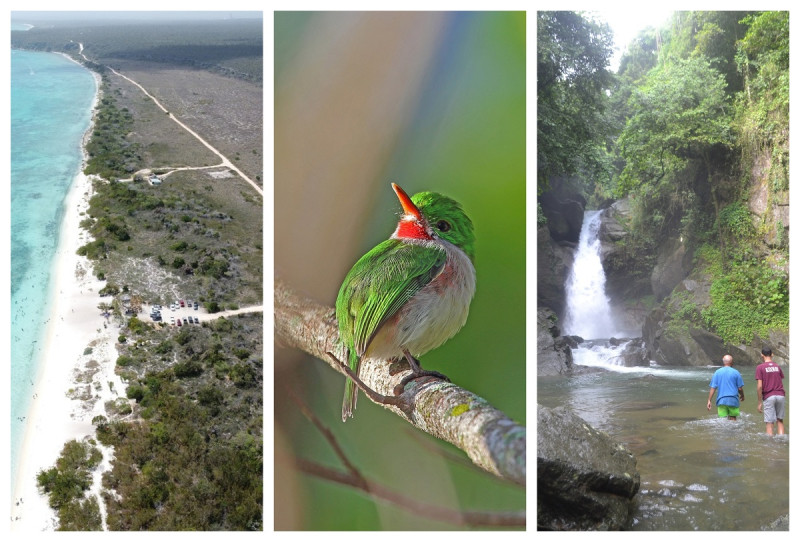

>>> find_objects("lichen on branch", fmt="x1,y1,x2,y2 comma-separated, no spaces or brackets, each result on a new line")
274,277,526,486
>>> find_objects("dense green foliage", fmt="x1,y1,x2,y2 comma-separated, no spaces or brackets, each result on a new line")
42,314,263,530
84,83,141,180
666,12,752,94
618,56,732,194
37,440,104,530
537,12,614,193
704,258,789,343
734,11,789,193
100,313,262,530
538,10,789,344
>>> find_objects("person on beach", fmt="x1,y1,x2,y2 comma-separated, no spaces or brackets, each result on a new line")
707,354,745,420
756,347,786,436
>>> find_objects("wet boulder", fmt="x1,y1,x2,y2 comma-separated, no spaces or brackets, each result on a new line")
614,339,648,367
537,308,574,376
762,514,789,531
597,199,630,258
538,404,640,530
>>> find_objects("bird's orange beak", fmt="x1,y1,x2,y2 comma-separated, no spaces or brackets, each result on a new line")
392,183,422,221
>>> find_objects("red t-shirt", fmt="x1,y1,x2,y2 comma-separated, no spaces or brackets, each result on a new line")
755,361,785,400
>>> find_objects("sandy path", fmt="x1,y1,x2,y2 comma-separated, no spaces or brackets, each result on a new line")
76,42,263,199
106,65,263,197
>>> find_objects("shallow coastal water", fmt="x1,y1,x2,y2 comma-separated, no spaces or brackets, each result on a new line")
538,345,789,530
10,49,96,484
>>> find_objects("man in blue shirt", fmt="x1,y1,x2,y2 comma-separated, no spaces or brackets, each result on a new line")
707,354,745,420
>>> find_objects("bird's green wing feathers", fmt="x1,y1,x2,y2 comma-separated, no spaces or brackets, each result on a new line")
336,240,445,358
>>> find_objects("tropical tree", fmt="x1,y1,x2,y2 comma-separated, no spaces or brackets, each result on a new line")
734,11,789,191
666,11,752,93
537,11,614,193
617,55,732,201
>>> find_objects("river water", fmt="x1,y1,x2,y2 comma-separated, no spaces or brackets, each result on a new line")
541,209,789,530
539,348,789,530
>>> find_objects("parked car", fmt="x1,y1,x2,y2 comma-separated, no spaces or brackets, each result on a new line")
194,302,199,310
180,299,185,307
176,319,182,326
170,316,175,324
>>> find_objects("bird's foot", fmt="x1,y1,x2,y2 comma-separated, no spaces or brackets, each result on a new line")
327,352,411,414
393,370,451,395
393,351,451,395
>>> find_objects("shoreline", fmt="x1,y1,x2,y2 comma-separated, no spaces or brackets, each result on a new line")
11,67,123,531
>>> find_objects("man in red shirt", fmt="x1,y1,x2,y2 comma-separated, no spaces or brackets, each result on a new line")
755,347,786,436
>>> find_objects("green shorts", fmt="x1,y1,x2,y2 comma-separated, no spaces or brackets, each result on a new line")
717,405,740,418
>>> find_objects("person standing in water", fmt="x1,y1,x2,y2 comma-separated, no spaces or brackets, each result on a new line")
707,354,745,420
755,347,786,436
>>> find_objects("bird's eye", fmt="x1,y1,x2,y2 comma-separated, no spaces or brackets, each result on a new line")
436,220,451,232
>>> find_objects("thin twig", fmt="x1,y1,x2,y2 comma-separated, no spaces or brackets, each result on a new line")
288,387,525,528
286,385,363,482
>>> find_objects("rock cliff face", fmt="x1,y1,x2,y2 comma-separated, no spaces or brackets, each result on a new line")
537,225,573,319
537,178,585,319
537,307,573,376
641,275,789,367
596,200,652,336
649,238,692,302
538,405,641,530
748,154,790,252
539,177,586,244
538,178,788,368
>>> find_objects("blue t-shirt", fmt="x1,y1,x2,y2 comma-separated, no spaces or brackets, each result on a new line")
710,366,744,407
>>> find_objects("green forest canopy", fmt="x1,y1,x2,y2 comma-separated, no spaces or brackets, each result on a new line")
537,10,789,344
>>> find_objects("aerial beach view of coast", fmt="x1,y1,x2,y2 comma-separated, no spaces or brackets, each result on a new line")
9,11,263,530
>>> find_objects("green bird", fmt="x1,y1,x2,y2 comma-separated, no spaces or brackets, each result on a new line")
335,183,476,421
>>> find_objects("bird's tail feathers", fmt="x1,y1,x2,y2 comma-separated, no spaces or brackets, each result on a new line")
341,350,359,422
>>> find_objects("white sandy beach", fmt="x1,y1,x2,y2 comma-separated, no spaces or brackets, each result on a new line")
10,166,126,531
10,68,126,531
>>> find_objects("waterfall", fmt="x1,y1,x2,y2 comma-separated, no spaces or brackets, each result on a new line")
563,210,619,339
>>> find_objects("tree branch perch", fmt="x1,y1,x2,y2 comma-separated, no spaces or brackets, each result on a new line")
287,386,525,527
274,277,526,487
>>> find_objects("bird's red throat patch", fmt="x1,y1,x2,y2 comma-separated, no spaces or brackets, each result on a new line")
394,218,432,240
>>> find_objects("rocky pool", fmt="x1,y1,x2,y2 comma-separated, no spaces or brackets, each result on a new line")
538,344,789,530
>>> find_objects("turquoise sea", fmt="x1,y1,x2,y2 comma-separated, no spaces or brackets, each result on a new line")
9,48,96,484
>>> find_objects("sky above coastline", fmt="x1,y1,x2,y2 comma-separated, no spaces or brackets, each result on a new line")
11,10,262,21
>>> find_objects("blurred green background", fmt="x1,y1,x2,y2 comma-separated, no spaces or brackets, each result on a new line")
274,11,525,530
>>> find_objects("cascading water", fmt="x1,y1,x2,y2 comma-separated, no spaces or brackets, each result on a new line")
544,213,789,531
563,210,619,340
